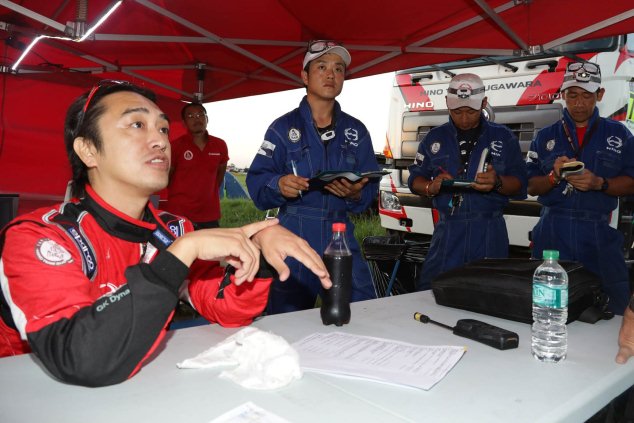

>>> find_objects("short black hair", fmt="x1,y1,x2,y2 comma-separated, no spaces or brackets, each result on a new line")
180,102,206,120
64,82,157,198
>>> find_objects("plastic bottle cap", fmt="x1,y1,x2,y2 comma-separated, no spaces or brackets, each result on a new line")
332,222,346,232
542,250,559,260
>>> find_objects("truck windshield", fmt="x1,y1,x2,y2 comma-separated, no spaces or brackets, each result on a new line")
399,36,620,77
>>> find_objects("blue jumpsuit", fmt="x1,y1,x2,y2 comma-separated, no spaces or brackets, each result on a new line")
408,116,527,290
527,108,634,314
246,96,379,314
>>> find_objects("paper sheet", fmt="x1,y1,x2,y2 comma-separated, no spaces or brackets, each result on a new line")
293,332,465,390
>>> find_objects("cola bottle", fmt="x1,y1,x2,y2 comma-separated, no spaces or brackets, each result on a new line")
320,222,352,326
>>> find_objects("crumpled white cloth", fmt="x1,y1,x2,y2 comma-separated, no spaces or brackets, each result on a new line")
176,327,302,390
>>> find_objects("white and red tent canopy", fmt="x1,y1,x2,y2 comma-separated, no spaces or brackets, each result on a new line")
1,0,633,210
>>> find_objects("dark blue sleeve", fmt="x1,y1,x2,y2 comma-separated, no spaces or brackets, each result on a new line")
526,128,549,179
500,128,528,200
346,123,380,214
246,123,288,211
407,136,433,191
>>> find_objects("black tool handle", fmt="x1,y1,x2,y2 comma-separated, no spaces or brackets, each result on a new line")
453,319,519,350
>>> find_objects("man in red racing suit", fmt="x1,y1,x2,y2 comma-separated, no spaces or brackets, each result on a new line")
0,81,330,387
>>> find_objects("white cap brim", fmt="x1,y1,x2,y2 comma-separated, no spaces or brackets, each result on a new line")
303,46,351,69
561,79,601,93
446,94,485,110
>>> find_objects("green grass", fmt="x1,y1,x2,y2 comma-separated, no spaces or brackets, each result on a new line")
220,172,385,244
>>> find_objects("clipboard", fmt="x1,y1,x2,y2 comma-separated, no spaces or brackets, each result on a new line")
560,161,585,178
441,179,474,188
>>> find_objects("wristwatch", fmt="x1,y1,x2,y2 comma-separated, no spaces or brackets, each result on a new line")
600,177,609,192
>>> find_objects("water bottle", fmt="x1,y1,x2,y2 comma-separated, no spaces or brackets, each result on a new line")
320,222,352,326
531,250,568,362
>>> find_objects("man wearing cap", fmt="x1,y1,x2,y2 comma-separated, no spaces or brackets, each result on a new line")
408,73,527,290
527,61,634,314
246,40,379,314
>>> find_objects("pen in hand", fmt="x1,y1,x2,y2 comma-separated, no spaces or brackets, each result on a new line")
291,160,302,198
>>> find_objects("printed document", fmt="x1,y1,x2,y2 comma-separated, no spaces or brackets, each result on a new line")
293,332,465,390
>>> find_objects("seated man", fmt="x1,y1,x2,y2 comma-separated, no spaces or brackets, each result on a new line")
0,81,330,387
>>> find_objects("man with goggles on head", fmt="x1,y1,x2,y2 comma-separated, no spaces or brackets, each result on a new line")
527,60,634,315
408,73,527,290
247,40,379,314
0,81,330,386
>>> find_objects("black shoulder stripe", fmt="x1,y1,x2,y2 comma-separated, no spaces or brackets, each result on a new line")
48,205,98,281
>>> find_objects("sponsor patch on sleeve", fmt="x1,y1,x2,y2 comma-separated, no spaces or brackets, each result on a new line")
526,150,538,163
257,140,276,158
414,152,425,166
35,238,74,266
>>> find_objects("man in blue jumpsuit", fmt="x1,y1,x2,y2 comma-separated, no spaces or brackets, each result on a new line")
246,41,379,314
408,73,527,290
527,61,634,314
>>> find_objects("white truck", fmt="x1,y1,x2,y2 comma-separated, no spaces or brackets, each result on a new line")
378,33,634,254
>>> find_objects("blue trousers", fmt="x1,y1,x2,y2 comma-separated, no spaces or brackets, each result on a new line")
531,207,630,315
266,206,377,314
418,211,508,290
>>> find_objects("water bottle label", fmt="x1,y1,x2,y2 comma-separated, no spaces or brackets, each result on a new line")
533,283,568,308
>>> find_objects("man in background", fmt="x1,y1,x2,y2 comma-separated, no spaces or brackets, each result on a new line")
166,103,228,229
408,73,527,290
526,61,634,314
246,40,379,314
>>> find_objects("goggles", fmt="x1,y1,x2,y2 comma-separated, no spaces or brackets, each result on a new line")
76,79,131,135
563,62,601,86
447,86,485,99
307,40,341,54
566,62,600,75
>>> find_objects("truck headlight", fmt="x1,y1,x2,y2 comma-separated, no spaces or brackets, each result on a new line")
380,191,401,211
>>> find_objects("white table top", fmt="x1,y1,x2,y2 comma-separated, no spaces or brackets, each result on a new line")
0,291,632,423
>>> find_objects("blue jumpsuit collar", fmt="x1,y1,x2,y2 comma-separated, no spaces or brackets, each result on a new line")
447,114,488,137
562,107,600,135
299,96,343,128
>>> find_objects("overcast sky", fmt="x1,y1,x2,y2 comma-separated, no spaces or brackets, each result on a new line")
203,72,395,168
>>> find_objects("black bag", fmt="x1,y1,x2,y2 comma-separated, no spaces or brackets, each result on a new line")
431,258,613,324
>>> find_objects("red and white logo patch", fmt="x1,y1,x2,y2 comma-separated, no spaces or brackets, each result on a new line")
35,238,73,266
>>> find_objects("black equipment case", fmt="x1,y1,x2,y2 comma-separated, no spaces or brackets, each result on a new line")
431,258,613,324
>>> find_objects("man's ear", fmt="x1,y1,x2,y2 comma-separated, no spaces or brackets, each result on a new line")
301,69,309,86
481,97,488,110
73,137,98,168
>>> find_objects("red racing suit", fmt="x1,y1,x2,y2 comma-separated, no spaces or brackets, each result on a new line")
0,185,272,386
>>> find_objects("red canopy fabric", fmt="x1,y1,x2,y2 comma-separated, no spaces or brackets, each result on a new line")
1,0,633,212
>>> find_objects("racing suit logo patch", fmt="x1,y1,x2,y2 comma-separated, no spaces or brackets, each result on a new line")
35,238,73,266
344,128,359,142
607,136,623,151
288,128,301,143
431,142,441,154
414,152,425,166
184,150,194,160
257,140,276,158
490,140,503,153
546,139,555,151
